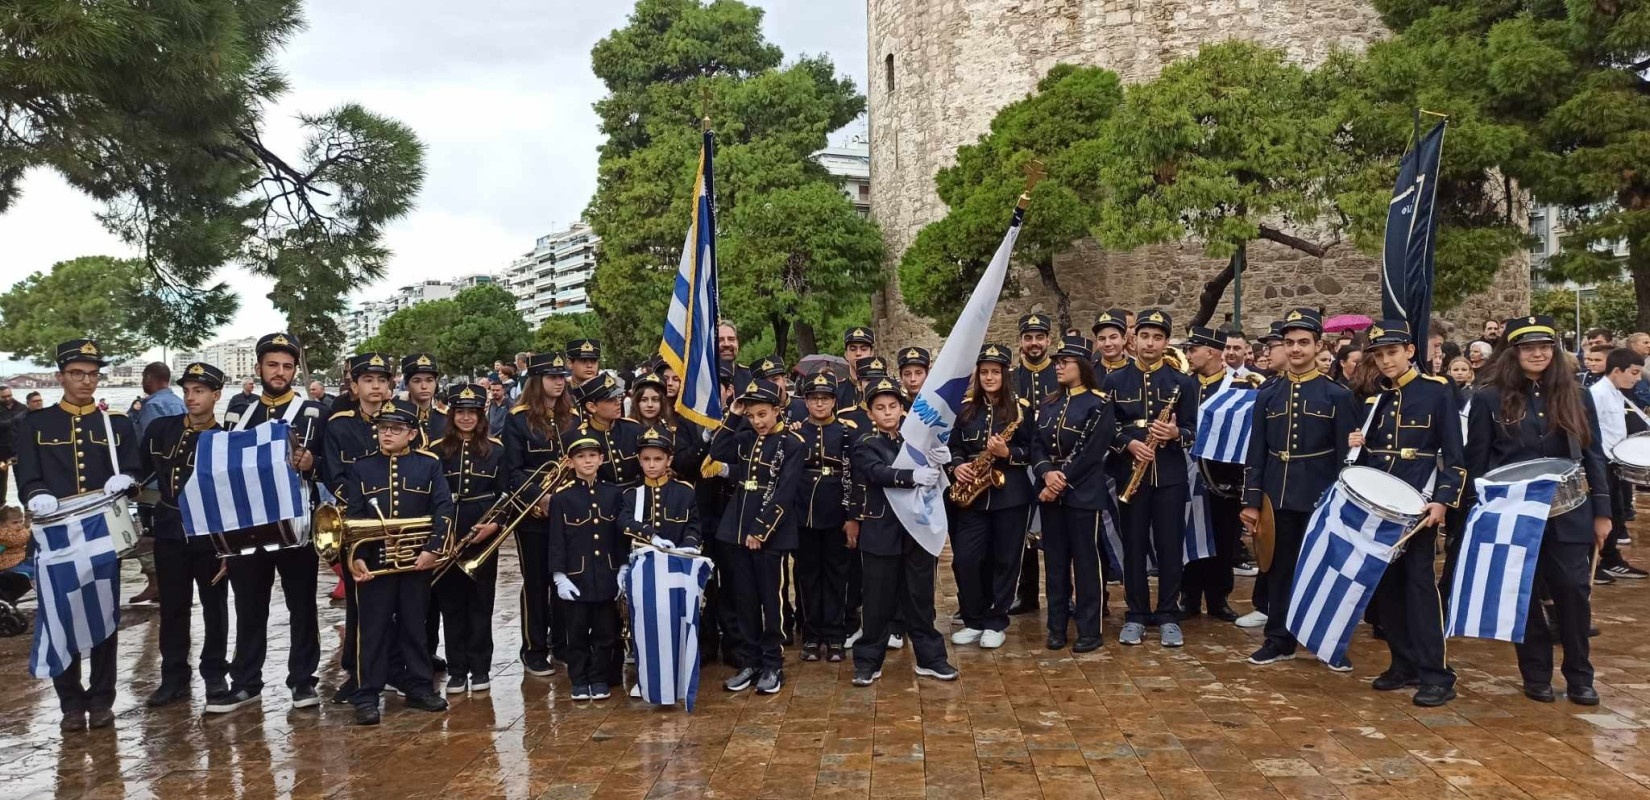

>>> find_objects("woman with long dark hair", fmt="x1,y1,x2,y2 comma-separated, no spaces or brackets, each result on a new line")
1465,315,1611,706
432,384,504,694
1032,336,1115,653
948,344,1040,651
502,353,577,677
628,372,674,433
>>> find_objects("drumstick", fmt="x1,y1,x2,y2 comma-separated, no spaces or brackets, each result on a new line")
210,558,229,586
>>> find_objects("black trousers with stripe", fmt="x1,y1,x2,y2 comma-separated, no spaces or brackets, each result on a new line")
1121,482,1187,626
1375,532,1453,688
1040,504,1103,639
952,505,1031,633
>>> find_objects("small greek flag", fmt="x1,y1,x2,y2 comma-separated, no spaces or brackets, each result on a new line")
627,547,714,711
1183,459,1216,563
30,513,121,679
1446,475,1556,643
1285,484,1408,665
1192,387,1256,465
180,421,308,537
1100,477,1124,577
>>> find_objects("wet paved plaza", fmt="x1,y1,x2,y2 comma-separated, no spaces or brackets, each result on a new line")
5,539,1650,800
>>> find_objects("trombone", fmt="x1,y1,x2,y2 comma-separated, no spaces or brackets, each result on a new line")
432,456,574,583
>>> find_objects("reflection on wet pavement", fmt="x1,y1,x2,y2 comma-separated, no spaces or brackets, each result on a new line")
6,540,1650,799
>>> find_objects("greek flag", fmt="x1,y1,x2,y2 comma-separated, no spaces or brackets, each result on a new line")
891,205,1026,556
1192,386,1255,464
659,128,724,429
627,548,714,711
180,421,308,537
1446,475,1557,643
30,513,121,679
1285,484,1408,665
1183,459,1216,563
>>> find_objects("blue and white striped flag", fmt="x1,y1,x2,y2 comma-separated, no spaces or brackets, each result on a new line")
627,548,714,711
1285,484,1408,665
1446,475,1557,643
1192,386,1256,464
30,513,121,679
180,420,308,537
659,128,724,429
1183,459,1216,563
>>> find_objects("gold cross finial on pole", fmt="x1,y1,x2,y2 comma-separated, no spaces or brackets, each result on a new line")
1018,159,1046,210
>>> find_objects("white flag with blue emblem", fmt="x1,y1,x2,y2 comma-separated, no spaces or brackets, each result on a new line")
1285,483,1409,666
179,420,308,537
30,513,122,679
890,206,1026,556
627,547,714,711
1446,475,1557,643
1191,384,1256,464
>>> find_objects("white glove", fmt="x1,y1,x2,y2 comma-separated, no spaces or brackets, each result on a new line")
103,474,135,496
617,564,631,595
928,446,951,465
650,535,675,550
678,545,701,556
912,466,941,488
28,495,59,516
553,572,581,601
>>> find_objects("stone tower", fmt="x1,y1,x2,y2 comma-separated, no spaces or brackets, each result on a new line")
866,0,1529,346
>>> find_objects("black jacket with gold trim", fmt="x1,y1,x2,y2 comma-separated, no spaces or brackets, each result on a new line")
1242,370,1357,513
340,448,454,567
707,414,805,549
793,415,856,529
1352,369,1466,508
138,414,224,538
949,397,1040,510
434,435,506,531
14,401,141,502
849,429,920,556
1102,358,1199,489
547,477,626,601
1032,387,1115,509
618,477,701,549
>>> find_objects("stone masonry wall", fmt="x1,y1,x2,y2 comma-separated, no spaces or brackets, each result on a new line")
866,0,1530,349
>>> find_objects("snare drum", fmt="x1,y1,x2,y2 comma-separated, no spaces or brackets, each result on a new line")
1612,432,1650,487
1337,466,1427,527
209,516,313,558
1482,458,1587,517
32,492,141,558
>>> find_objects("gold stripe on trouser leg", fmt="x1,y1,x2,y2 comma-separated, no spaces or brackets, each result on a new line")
1092,507,1104,635
516,529,532,642
352,578,363,687
773,548,786,654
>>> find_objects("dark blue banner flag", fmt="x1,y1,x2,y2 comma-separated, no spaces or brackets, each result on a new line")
1380,120,1447,356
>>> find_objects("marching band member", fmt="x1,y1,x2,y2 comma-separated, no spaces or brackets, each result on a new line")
138,362,229,708
15,339,141,730
949,344,1039,650
1104,310,1198,647
568,338,603,387
792,372,856,663
504,352,577,677
751,354,802,641
618,427,703,697
547,436,625,702
1033,336,1116,653
709,378,804,694
849,378,960,686
1466,315,1610,705
839,327,877,410
1011,314,1056,616
1241,309,1357,667
1180,326,1248,622
1592,348,1649,582
566,373,645,488
897,347,931,398
400,353,447,447
341,400,454,725
214,333,327,714
432,383,504,695
750,356,803,425
1346,321,1464,706
689,361,742,666
628,371,675,434
1092,308,1134,377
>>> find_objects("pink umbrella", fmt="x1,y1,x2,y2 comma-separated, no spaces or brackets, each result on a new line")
1323,314,1373,334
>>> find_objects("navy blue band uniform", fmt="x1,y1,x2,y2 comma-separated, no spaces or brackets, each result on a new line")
1102,355,1200,490
546,477,627,603
342,445,456,566
1355,368,1467,509
1241,367,1358,513
139,414,222,538
562,418,645,488
619,475,702,550
707,403,806,550
15,400,140,503
795,409,857,530
950,396,1039,510
1032,390,1117,510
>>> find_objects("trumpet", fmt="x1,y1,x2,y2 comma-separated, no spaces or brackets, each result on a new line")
312,503,445,577
1119,386,1182,504
433,456,575,582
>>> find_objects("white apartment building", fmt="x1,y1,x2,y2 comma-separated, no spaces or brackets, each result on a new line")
172,337,259,382
505,222,599,328
816,136,871,217
342,274,496,350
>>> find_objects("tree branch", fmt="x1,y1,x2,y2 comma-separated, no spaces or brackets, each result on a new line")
1191,246,1242,329
1257,225,1329,258
1031,257,1072,332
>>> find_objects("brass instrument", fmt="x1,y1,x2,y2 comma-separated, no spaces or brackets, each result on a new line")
1119,386,1183,504
435,456,575,582
312,503,444,577
948,411,1022,508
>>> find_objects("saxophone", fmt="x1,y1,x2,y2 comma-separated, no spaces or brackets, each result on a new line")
948,410,1022,508
1119,386,1182,504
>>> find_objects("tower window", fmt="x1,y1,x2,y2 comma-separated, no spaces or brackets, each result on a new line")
885,53,895,93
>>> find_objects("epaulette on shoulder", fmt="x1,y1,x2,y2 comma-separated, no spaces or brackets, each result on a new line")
1090,388,1107,398
105,408,126,416
415,448,438,459
435,402,449,413
789,431,805,443
671,478,695,490
1018,397,1031,407
329,410,356,421
429,437,444,447
841,418,858,428
1365,396,1379,404
1421,374,1448,384
510,404,528,414
488,436,503,445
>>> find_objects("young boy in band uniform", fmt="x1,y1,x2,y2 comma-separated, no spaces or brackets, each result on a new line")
792,372,857,663
549,436,626,701
618,427,702,698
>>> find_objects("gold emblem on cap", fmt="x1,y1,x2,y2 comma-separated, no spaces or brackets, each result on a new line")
188,364,205,375
852,328,866,338
382,400,398,413
368,354,385,367
746,381,759,393
1370,326,1385,338
271,334,290,347
1099,313,1113,322
905,349,918,359
579,341,595,353
416,354,432,366
459,387,477,400
1028,315,1042,325
1287,310,1303,322
552,355,565,366
78,341,98,355
1147,311,1164,322
986,345,1001,357
812,375,829,385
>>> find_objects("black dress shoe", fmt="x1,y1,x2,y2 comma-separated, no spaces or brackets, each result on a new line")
1371,671,1420,691
1176,606,1201,622
1524,682,1556,703
1567,685,1600,706
405,692,449,712
1072,636,1103,654
1008,599,1039,616
354,704,381,725
332,681,357,705
146,683,190,708
1208,604,1240,623
1046,634,1068,650
60,711,85,732
1413,685,1456,707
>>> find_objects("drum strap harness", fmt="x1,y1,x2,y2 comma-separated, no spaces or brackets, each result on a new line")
1348,392,1437,501
100,408,120,481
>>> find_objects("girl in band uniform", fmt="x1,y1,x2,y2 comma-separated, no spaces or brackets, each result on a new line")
432,383,505,695
503,352,577,677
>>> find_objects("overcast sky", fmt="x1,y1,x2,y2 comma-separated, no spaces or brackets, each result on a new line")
0,0,868,373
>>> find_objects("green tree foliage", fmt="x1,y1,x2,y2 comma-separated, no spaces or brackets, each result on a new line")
1356,0,1650,326
2,0,424,361
585,0,879,364
1531,282,1640,344
356,286,531,379
0,256,237,367
533,312,604,359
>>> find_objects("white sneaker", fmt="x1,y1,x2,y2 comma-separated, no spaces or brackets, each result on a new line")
1235,610,1268,629
979,629,1006,649
887,634,905,650
951,627,984,645
629,683,641,698
845,629,863,647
